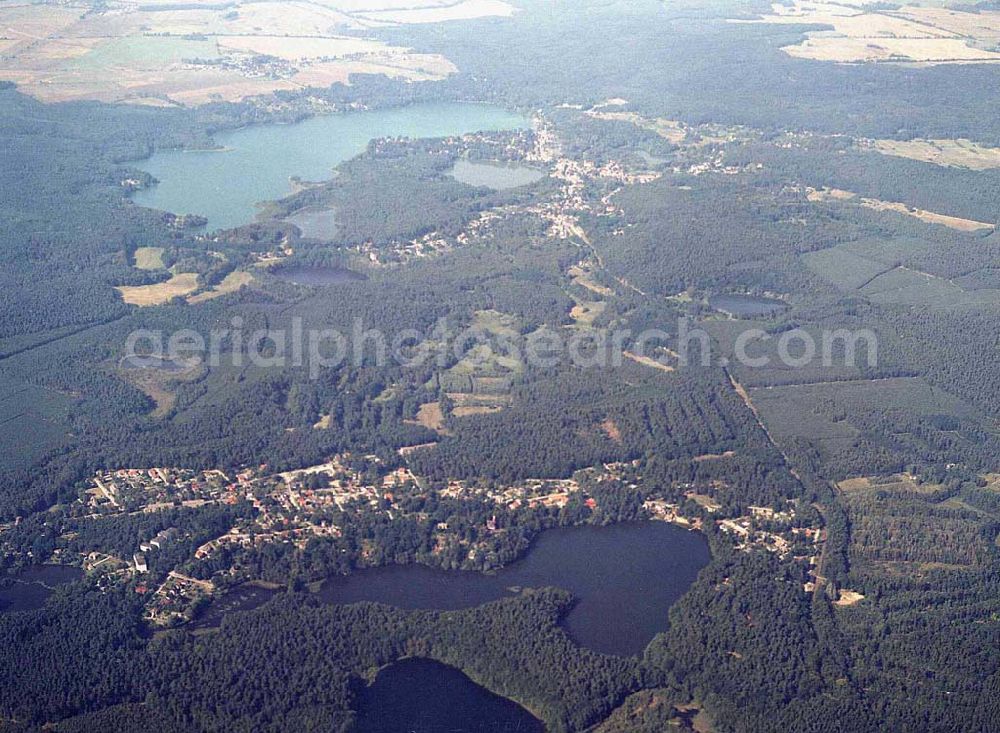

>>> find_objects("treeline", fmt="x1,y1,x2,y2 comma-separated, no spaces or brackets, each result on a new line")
411,365,769,483
3,584,658,733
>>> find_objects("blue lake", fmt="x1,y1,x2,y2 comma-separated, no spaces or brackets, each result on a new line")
131,103,529,231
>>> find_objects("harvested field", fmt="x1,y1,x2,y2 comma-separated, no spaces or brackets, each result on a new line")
864,138,1000,170
216,35,386,61
0,0,467,105
802,247,890,290
741,1,1000,65
116,273,199,306
472,309,521,338
694,450,736,462
354,0,515,24
783,36,1000,64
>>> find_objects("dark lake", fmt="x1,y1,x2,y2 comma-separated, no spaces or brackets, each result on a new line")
355,658,543,733
272,265,368,286
189,583,279,630
0,564,83,614
317,521,709,657
709,293,788,318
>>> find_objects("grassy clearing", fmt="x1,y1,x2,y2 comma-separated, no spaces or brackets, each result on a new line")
622,350,675,372
187,271,255,304
568,264,614,297
408,402,447,434
133,247,165,271
452,405,503,417
472,309,521,339
837,474,944,497
833,590,865,607
569,300,606,328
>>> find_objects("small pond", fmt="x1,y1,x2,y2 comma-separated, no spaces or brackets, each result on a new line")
448,159,545,190
0,565,83,614
271,266,368,286
354,657,544,733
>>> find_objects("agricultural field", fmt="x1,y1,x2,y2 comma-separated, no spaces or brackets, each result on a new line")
802,228,1000,307
741,1,1000,64
862,138,1000,170
115,273,200,306
117,270,255,306
801,247,891,291
0,0,516,105
350,0,516,24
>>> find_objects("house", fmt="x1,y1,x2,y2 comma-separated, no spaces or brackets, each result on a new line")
133,553,148,573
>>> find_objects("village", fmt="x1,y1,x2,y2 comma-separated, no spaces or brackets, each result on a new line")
27,448,829,628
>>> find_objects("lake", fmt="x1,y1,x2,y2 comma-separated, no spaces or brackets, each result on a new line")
317,521,709,657
285,207,339,240
271,265,368,286
709,294,788,318
132,103,530,231
0,565,83,614
189,583,279,631
449,159,545,190
355,658,543,733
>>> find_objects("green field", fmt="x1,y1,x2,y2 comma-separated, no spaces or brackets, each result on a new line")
71,36,220,71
